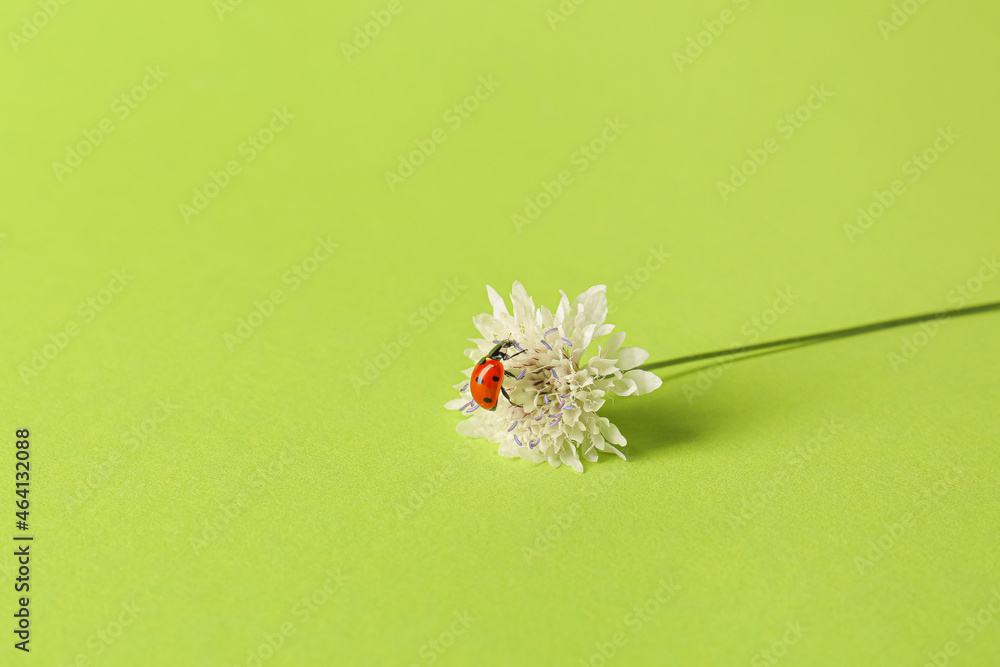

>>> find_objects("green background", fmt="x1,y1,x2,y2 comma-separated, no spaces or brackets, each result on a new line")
2,0,999,664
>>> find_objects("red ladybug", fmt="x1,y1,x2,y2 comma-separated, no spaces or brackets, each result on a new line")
471,340,525,411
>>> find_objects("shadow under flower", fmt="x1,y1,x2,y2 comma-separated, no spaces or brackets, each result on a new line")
603,343,815,461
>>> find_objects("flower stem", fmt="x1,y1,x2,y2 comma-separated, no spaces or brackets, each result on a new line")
640,300,1000,372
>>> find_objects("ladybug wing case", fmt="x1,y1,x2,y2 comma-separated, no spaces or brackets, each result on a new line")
470,359,504,410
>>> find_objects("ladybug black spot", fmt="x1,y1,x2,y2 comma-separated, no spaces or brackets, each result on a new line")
492,376,500,382
484,397,493,403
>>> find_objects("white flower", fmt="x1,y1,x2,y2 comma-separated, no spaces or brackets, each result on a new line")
445,282,662,472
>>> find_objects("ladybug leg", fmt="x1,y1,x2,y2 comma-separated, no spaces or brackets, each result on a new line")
504,370,517,378
501,386,520,407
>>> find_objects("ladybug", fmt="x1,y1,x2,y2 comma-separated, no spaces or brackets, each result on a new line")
471,340,525,411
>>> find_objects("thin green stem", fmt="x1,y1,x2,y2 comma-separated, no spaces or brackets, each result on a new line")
639,300,1000,372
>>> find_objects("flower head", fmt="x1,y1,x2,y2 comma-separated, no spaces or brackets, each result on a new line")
445,282,662,472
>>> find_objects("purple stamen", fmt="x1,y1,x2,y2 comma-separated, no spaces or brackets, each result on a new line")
544,395,549,404
541,340,552,351
460,383,469,392
513,433,523,446
466,403,479,413
493,339,501,344
513,343,524,352
560,394,570,398
508,422,517,432
459,401,472,412
557,400,566,411
549,416,562,427
545,327,558,336
564,405,576,410
516,368,527,380
529,439,539,449
561,337,572,346
534,413,543,420
550,369,558,379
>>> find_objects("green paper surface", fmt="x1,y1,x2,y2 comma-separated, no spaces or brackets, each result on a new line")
2,0,1000,665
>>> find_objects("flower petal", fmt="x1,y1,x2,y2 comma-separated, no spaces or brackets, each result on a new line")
612,376,637,396
604,444,627,460
486,285,509,318
510,281,535,323
559,447,584,473
574,322,598,351
571,284,608,329
616,346,650,371
598,418,627,446
472,313,503,339
623,369,663,396
554,290,571,327
498,439,521,458
602,331,627,357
